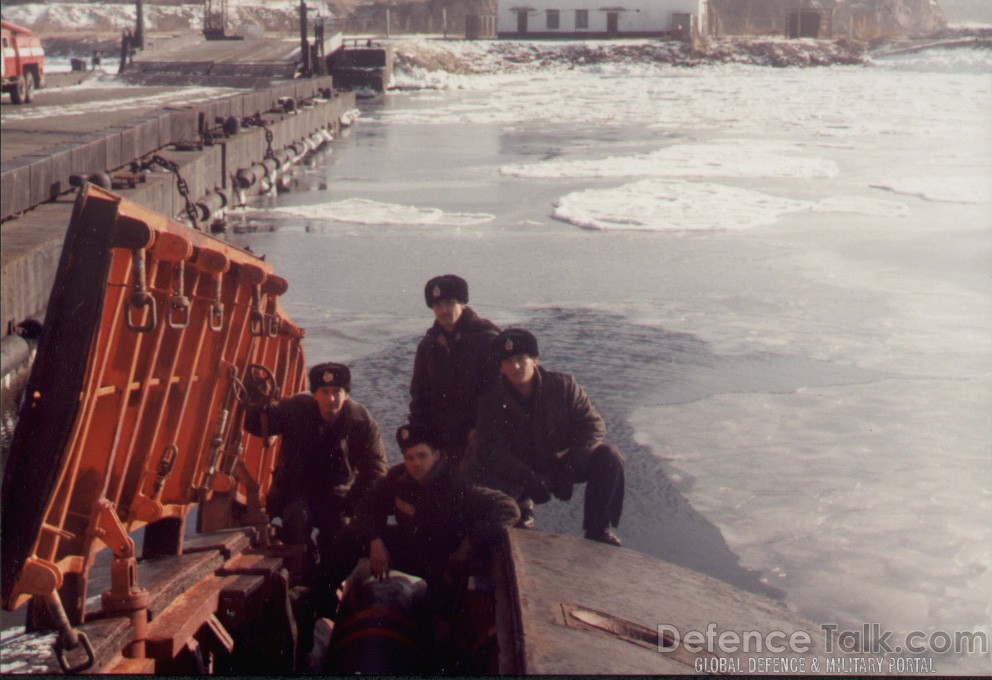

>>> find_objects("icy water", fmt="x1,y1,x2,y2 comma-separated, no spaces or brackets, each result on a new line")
224,45,992,674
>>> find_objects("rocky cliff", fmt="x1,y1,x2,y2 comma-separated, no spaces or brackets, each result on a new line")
834,0,947,40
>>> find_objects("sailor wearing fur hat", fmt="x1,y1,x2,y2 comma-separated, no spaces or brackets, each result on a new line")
244,361,388,567
409,275,500,464
315,424,519,616
470,329,625,546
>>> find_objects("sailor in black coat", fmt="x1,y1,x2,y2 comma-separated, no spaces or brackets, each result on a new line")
409,274,500,463
244,362,388,551
471,329,625,546
319,424,519,616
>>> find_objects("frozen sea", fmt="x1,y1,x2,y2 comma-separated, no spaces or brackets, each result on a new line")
228,43,991,673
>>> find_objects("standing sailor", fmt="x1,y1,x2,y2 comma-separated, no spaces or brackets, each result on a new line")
471,329,625,545
409,275,500,464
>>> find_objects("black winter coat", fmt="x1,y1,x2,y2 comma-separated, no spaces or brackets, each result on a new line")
351,459,519,562
474,366,606,496
245,394,388,516
409,307,499,450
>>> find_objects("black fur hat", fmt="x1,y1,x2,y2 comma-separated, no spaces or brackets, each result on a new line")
396,424,436,451
308,362,351,393
424,274,469,308
492,329,539,363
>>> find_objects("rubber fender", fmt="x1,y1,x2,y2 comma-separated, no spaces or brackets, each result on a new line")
235,167,256,189
87,172,113,189
195,191,227,221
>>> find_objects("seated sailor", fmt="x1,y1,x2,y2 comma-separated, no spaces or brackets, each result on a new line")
317,424,519,618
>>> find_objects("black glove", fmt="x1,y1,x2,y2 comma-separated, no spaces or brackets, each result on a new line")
444,539,474,581
549,463,575,501
526,475,552,504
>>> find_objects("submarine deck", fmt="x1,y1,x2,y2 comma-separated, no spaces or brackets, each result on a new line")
505,529,856,675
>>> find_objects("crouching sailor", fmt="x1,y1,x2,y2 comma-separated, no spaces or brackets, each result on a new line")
319,424,519,617
468,328,625,546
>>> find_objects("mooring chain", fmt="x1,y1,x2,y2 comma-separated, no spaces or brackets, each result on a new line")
241,113,277,160
145,154,201,230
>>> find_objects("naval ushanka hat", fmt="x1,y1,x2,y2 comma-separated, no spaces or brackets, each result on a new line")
424,274,469,307
396,424,436,451
493,329,539,362
308,362,351,393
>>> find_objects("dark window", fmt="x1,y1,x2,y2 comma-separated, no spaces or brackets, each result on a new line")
547,9,560,29
575,9,589,29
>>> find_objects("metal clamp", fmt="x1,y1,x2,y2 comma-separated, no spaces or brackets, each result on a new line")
266,315,280,338
167,261,190,329
249,286,264,336
209,275,224,332
125,249,157,333
152,444,178,499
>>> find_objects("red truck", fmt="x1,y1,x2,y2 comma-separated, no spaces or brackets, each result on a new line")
2,19,45,104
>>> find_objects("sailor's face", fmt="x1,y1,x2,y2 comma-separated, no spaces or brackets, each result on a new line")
500,354,537,390
403,444,441,482
313,386,348,422
432,299,464,332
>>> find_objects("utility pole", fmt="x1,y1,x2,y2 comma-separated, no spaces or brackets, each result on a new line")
135,0,145,49
299,0,311,76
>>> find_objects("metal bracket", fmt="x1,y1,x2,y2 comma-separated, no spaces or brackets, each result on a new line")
167,261,190,330
125,249,157,333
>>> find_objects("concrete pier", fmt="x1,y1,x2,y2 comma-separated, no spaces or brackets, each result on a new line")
1,43,358,456
1,77,353,333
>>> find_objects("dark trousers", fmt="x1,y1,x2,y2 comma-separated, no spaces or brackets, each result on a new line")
570,444,625,533
278,496,348,551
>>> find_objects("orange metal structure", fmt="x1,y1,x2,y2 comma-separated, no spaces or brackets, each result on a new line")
1,185,306,650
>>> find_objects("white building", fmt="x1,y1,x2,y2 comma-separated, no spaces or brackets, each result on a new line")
497,0,706,39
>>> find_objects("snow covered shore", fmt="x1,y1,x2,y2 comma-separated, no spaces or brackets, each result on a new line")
390,36,871,75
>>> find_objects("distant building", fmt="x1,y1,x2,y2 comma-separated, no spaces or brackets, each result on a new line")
706,0,836,38
705,0,946,40
496,0,706,39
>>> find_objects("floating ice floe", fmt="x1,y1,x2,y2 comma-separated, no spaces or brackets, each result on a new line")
552,179,812,231
267,198,495,227
502,140,840,180
552,179,919,231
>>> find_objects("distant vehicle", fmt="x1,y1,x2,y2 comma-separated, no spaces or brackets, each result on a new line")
1,19,45,104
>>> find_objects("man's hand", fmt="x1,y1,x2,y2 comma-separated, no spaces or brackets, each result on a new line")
444,539,474,583
526,476,552,504
549,463,575,501
369,538,391,580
